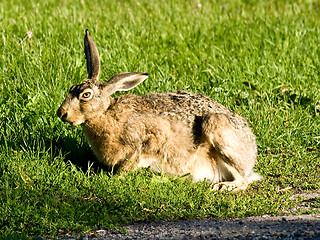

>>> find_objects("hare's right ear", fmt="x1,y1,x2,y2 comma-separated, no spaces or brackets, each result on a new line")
103,72,149,95
84,29,100,80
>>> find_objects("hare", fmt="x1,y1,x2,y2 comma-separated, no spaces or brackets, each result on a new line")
57,29,261,191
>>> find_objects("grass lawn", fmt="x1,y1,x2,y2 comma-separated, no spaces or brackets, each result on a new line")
0,0,319,238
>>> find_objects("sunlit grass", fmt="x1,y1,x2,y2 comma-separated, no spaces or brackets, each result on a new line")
0,0,319,238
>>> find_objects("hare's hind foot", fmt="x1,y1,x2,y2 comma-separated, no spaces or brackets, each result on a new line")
210,161,250,192
211,170,262,191
211,180,249,192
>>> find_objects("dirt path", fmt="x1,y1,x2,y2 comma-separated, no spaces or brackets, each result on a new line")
69,191,320,240
85,214,320,240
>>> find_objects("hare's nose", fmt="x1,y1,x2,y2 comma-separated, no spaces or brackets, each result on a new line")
57,107,68,122
60,112,68,121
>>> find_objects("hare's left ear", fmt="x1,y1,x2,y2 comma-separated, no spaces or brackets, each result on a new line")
103,72,149,96
84,29,100,81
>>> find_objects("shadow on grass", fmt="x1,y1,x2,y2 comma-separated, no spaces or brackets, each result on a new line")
52,135,113,174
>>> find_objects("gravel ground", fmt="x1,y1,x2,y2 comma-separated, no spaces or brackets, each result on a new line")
65,191,320,240
83,214,320,240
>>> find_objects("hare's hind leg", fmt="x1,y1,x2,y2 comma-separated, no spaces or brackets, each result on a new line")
202,112,258,191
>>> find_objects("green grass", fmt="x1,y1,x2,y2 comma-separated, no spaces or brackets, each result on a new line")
1,0,320,238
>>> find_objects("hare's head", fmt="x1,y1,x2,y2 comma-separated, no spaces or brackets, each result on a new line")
57,29,149,126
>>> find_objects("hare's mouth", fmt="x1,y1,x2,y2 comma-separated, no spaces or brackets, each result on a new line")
70,121,83,126
61,118,83,126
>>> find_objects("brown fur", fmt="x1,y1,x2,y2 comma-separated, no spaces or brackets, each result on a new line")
57,29,261,191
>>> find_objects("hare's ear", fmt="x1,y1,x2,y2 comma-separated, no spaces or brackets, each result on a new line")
84,29,100,80
103,72,149,95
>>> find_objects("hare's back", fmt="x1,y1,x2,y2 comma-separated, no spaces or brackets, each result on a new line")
144,90,232,120
114,90,249,131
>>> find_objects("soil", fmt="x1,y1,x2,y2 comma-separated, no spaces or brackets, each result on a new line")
86,214,320,240
67,191,320,240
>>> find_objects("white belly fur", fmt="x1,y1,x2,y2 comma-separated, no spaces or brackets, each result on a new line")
136,151,224,183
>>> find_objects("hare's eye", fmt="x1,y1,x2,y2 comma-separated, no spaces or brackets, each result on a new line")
83,92,91,98
81,89,93,100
